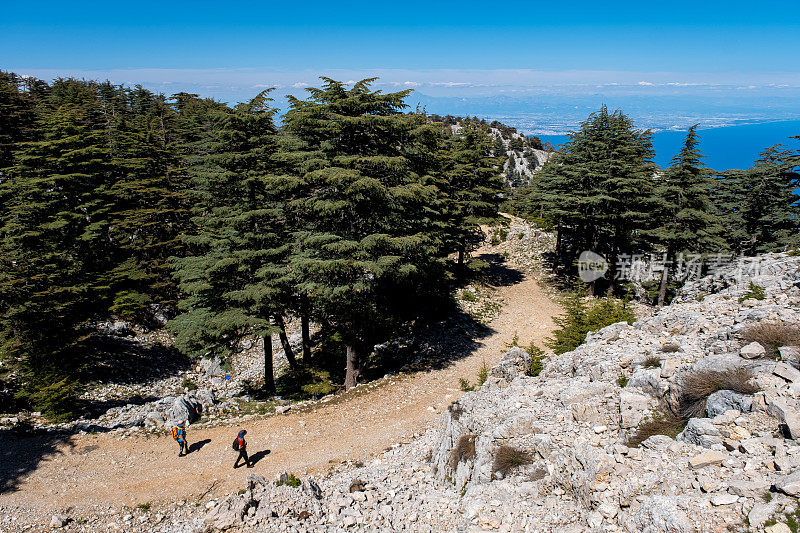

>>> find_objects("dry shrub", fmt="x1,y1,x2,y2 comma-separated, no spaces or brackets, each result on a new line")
448,434,477,469
492,445,532,476
678,368,759,419
641,356,661,369
625,413,686,448
741,322,800,358
660,343,681,353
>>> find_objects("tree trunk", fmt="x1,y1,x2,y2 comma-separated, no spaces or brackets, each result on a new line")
274,315,297,369
344,343,360,390
263,334,275,395
657,251,672,307
301,303,312,364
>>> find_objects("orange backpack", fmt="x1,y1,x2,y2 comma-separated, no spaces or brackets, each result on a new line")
172,426,186,442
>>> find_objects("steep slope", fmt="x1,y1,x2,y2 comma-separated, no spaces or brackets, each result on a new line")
158,253,800,532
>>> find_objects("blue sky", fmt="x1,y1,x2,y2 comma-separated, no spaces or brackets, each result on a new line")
2,0,800,145
3,1,800,71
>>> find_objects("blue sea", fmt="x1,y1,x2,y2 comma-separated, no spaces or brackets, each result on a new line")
537,120,800,171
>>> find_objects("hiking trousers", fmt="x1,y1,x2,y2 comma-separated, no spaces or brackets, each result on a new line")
234,449,250,468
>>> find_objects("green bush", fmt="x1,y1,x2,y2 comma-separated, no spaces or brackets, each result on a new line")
277,366,336,400
547,288,635,354
739,282,766,302
276,473,300,487
476,361,489,386
617,373,629,387
17,376,83,422
527,344,545,377
109,289,152,321
460,290,478,302
458,378,474,392
181,378,198,391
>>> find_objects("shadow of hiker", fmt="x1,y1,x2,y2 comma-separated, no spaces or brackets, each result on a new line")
0,426,70,495
188,439,211,454
249,449,270,466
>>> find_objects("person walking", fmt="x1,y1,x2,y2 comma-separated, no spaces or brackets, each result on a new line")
233,429,251,468
172,421,189,457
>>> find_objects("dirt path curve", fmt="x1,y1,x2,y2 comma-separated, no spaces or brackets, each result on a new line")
0,241,562,516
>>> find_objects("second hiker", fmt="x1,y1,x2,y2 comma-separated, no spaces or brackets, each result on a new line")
233,429,251,468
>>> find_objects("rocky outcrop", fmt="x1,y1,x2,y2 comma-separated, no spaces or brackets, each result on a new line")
136,252,800,532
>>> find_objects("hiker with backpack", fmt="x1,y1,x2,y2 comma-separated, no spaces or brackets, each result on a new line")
233,429,252,468
172,421,188,457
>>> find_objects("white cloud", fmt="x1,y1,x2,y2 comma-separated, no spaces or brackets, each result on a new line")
638,81,655,86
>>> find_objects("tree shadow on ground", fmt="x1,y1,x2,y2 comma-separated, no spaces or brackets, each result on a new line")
77,334,191,385
469,252,526,288
0,426,72,495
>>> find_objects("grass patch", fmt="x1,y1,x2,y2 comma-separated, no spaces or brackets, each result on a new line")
136,502,151,512
625,412,686,448
617,373,629,388
448,434,477,470
641,356,661,369
741,321,800,358
492,445,533,477
739,281,766,302
678,368,759,419
181,378,197,391
458,378,475,392
660,342,681,353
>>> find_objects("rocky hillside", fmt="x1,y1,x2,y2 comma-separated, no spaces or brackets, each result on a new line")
30,253,800,532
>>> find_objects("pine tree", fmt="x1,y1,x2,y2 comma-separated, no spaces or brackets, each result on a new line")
441,122,505,268
717,142,799,255
168,90,286,393
280,78,447,389
521,106,656,290
0,79,114,416
648,126,725,306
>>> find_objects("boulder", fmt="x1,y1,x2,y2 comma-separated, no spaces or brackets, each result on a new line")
705,390,752,418
488,347,531,382
195,389,216,407
740,342,766,359
776,470,800,496
688,450,726,469
204,494,250,530
167,396,202,425
628,368,667,398
619,390,651,429
629,495,693,532
50,514,68,528
767,399,800,439
677,418,722,448
773,362,800,383
199,357,225,377
779,346,800,364
749,502,779,528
